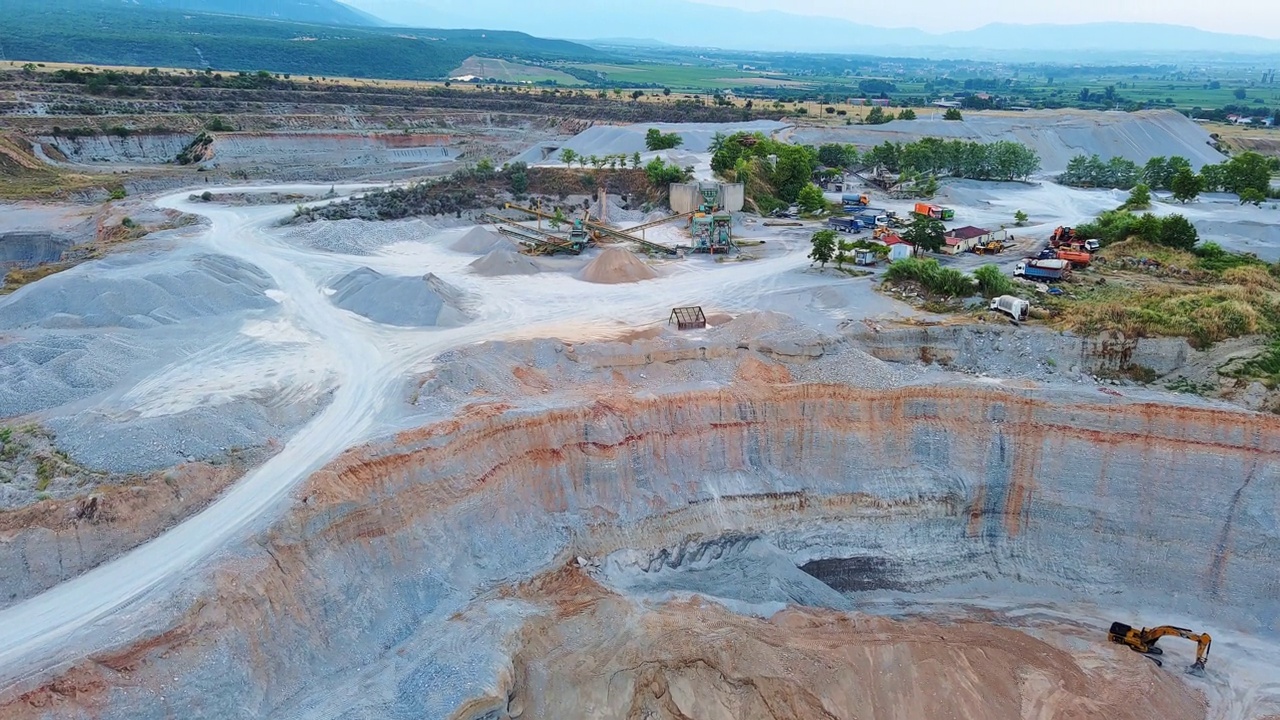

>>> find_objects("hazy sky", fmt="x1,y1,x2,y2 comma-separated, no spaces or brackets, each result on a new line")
691,0,1280,37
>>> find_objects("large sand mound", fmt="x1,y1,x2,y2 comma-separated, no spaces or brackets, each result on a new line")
450,226,506,254
579,247,658,284
329,267,470,327
469,247,542,276
789,109,1225,173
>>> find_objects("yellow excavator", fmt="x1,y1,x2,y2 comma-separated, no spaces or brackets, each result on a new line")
1108,622,1210,674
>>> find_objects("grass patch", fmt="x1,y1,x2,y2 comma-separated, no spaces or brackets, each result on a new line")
35,458,56,491
1166,377,1218,396
883,257,975,299
1225,339,1280,388
3,262,73,294
1046,282,1280,349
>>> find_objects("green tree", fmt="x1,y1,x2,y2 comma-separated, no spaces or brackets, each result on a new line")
508,163,529,194
644,157,687,186
1221,151,1271,196
903,214,946,255
797,184,826,214
864,106,891,125
631,151,642,169
1014,210,1028,225
809,228,837,267
817,143,851,168
897,108,917,120
1240,188,1266,206
943,108,963,120
559,148,577,166
1234,87,1247,100
644,128,683,151
1125,183,1152,209
1157,214,1199,250
550,208,566,229
1170,168,1203,203
475,157,495,176
709,132,728,155
973,264,1013,298
588,154,603,169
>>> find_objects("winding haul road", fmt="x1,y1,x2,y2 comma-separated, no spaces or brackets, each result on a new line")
0,185,840,689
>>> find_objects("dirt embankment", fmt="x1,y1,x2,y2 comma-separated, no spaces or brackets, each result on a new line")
0,456,257,609
504,566,1205,720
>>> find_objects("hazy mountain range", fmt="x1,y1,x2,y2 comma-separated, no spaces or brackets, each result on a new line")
340,0,1280,57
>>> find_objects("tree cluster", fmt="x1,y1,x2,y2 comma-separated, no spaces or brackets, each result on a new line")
1063,151,1277,203
861,138,1040,181
643,157,690,187
644,128,684,151
1058,154,1141,189
1075,210,1199,250
711,132,819,205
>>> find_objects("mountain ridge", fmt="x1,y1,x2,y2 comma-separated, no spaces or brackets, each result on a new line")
344,0,1280,56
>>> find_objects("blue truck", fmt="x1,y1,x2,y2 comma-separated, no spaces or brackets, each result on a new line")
827,217,862,234
841,193,870,211
856,208,890,227
1014,258,1070,281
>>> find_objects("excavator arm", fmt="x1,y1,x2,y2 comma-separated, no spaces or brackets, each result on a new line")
1109,622,1210,673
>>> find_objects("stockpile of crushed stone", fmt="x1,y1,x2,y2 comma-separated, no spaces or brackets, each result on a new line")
789,109,1225,173
450,227,506,254
579,248,658,284
329,267,471,327
0,253,275,330
468,247,542,276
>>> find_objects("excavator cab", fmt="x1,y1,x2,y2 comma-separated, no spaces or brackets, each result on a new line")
1109,621,1210,675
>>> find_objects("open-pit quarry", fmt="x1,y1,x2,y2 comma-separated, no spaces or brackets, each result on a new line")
1,114,1279,720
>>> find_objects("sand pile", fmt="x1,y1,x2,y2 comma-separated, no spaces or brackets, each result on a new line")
579,247,658,284
468,247,542,276
329,267,471,327
450,227,505,254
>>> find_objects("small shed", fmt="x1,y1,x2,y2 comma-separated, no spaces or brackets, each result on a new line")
669,306,707,330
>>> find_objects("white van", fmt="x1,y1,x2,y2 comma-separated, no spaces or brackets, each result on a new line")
989,295,1029,321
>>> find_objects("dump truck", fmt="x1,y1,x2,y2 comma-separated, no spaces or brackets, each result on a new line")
827,217,862,234
1015,258,1070,281
857,208,890,227
842,193,870,211
914,202,955,221
1039,247,1091,268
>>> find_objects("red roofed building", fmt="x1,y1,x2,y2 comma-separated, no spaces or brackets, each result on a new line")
943,225,1006,255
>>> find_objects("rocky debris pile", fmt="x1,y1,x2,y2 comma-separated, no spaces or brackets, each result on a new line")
329,267,472,327
468,247,541,276
281,218,443,256
450,226,506,254
579,248,658,284
0,252,275,331
0,333,154,418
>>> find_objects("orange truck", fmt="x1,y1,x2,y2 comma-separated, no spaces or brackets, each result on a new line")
913,202,955,220
1053,248,1091,267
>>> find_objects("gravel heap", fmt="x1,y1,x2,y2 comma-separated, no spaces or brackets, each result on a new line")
329,267,471,327
579,248,658,284
282,218,436,256
0,253,275,330
468,247,542,276
450,227,507,254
